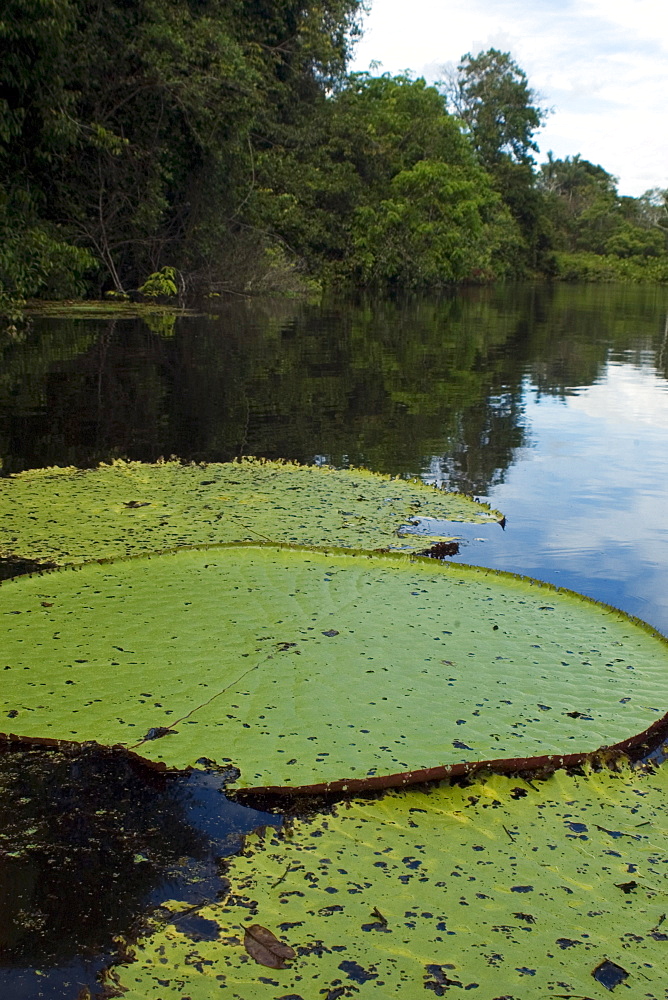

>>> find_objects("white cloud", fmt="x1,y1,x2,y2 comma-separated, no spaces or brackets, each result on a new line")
351,0,668,195
444,362,668,632
568,363,668,429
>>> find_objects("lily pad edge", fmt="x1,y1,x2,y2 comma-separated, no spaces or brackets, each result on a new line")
2,540,668,794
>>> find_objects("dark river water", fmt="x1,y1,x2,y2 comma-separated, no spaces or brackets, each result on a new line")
1,282,668,996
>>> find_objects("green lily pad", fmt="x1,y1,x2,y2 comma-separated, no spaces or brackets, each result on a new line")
105,765,668,999
0,458,501,565
2,544,667,788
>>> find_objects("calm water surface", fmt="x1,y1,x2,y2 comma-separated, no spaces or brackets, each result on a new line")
3,283,667,629
1,282,668,996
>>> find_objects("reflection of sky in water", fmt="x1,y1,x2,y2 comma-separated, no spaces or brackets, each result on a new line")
428,361,668,637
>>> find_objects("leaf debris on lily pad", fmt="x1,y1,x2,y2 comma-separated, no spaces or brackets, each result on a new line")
243,924,296,969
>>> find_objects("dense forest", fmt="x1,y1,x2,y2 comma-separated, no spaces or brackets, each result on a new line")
2,0,667,318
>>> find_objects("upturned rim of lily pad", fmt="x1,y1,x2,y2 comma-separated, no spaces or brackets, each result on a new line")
2,541,668,795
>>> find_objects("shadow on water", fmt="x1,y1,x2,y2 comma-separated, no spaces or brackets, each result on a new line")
0,744,282,999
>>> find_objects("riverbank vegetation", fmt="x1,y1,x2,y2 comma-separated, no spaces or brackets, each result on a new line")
2,0,667,319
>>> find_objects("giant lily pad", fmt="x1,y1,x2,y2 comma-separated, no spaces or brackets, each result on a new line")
105,765,668,999
0,458,501,565
2,544,668,789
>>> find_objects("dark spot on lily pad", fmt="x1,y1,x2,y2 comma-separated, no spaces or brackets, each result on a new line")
556,938,581,949
424,965,463,994
592,959,629,990
142,727,178,741
339,960,377,983
176,915,221,941
614,880,638,894
420,541,460,559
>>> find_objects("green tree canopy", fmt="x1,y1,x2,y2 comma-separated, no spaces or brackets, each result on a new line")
251,72,523,284
2,8,666,309
0,0,364,306
439,50,551,273
538,154,668,259
442,49,547,169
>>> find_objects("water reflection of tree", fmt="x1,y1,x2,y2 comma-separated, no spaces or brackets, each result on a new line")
428,390,528,496
524,284,668,397
1,286,666,500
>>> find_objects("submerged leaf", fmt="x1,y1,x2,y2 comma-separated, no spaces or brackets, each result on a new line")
243,924,295,969
104,766,668,999
0,458,502,566
2,544,668,788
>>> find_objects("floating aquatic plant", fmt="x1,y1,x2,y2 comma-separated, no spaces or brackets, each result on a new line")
105,764,668,999
2,544,667,789
0,458,501,566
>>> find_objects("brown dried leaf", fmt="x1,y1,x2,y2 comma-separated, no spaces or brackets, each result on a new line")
244,923,296,969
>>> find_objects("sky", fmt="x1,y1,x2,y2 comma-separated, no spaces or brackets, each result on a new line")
350,0,667,197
